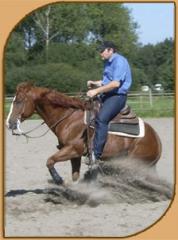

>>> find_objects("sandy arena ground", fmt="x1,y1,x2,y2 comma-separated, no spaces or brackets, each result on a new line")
4,118,174,237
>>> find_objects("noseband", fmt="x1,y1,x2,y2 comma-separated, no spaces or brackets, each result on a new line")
10,94,28,136
14,108,76,141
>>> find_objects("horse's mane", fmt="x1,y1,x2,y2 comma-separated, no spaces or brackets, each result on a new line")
44,89,86,110
16,82,87,110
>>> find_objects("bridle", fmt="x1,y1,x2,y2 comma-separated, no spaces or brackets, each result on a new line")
12,91,76,140
17,108,76,141
11,93,28,135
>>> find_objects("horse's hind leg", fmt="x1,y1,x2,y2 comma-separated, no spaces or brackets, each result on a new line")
128,123,161,164
70,157,81,181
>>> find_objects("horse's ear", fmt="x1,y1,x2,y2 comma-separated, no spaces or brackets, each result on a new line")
16,81,34,92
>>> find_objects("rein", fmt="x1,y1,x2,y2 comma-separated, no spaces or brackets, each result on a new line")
14,109,76,141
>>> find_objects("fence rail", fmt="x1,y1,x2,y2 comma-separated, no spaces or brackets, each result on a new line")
5,91,175,99
5,91,174,117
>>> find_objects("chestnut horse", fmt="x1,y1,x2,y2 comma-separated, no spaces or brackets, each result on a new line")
6,82,161,184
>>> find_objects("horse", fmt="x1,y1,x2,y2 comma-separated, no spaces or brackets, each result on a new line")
6,82,162,184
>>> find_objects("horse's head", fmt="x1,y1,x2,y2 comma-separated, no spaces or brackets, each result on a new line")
6,82,35,134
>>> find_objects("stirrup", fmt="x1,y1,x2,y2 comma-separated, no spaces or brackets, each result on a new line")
85,151,102,166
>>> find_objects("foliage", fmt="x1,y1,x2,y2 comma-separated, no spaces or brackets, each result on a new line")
5,32,27,67
4,3,174,94
134,39,174,90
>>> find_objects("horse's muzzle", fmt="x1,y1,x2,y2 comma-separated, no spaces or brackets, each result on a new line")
7,119,17,130
7,119,23,136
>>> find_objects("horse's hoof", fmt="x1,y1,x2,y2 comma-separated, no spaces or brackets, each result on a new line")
58,179,64,185
72,172,80,181
49,167,64,185
83,165,99,182
48,179,64,185
51,176,63,185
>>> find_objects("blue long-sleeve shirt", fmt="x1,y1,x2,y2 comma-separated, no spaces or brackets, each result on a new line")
102,53,132,95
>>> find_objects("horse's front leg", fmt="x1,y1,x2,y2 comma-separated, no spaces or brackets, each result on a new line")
71,157,81,181
46,145,82,184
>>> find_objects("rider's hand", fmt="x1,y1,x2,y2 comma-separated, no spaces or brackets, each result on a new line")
87,80,94,88
87,89,98,98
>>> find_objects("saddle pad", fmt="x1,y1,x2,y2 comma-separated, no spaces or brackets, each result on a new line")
84,112,145,138
108,118,145,138
109,122,139,135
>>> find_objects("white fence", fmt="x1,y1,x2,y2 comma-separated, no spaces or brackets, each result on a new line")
5,91,174,115
127,91,174,108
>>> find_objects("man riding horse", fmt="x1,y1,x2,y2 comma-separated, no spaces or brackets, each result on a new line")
87,41,132,167
6,42,161,185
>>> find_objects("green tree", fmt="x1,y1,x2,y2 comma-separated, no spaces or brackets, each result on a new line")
6,3,174,95
154,38,174,90
133,38,174,91
5,32,27,67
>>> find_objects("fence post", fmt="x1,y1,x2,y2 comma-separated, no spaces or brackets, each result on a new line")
149,89,153,107
140,94,143,109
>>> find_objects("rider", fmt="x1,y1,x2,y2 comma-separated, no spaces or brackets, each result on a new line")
87,41,132,164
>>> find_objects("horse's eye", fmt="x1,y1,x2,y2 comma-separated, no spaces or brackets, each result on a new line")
14,99,22,105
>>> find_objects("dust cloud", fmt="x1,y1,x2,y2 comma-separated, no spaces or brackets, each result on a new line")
6,158,173,207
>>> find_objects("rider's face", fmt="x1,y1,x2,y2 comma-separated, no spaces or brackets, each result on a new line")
100,48,113,60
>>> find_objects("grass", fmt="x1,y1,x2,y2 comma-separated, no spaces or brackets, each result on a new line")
128,95,174,117
4,94,174,119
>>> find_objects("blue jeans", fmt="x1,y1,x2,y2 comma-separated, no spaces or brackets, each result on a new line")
93,94,127,159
